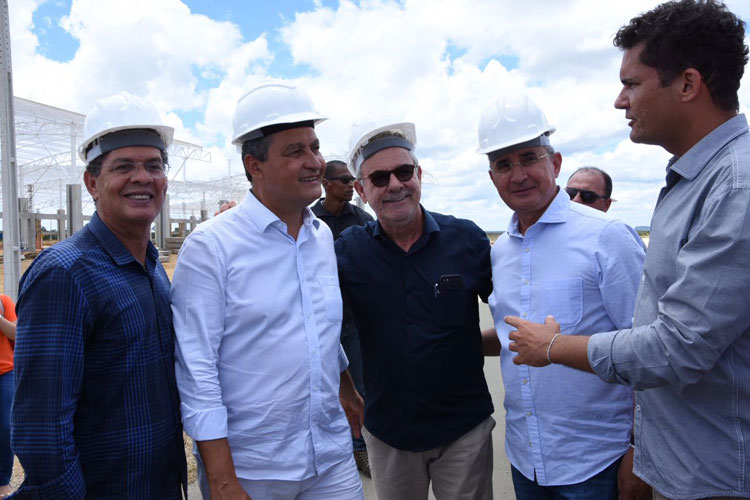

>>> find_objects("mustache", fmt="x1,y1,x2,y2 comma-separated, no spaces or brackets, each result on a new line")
382,189,413,202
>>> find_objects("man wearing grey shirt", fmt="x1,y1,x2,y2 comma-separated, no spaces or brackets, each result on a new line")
505,1,750,499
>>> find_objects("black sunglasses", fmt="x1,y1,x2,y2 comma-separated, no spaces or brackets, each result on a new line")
565,187,608,204
328,175,355,184
363,164,417,188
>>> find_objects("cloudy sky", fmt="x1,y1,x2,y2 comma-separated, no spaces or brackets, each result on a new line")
7,0,750,230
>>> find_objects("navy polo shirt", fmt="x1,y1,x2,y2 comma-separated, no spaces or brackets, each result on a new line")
336,208,494,451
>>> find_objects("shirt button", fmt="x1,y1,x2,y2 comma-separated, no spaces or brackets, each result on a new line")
635,405,641,411
523,279,529,285
526,411,532,417
528,441,532,448
522,378,528,384
524,248,530,253
522,312,527,318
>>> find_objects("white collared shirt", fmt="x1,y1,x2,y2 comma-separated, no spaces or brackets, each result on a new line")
489,188,645,485
171,190,350,481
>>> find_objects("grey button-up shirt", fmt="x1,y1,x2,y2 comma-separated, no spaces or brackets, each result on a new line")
588,114,750,499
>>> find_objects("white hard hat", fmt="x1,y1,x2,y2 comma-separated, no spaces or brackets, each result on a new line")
347,121,417,177
232,82,326,152
78,92,174,163
477,94,555,156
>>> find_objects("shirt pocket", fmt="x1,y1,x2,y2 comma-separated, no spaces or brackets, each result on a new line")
318,274,343,323
535,278,583,327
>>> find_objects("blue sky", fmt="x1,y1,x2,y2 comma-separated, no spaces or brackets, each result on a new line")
8,0,750,229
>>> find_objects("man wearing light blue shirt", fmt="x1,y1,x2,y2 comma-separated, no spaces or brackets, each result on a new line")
171,83,364,500
507,2,750,499
478,93,647,499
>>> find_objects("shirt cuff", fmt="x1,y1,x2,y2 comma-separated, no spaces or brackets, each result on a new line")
588,329,621,383
338,344,349,372
180,403,229,441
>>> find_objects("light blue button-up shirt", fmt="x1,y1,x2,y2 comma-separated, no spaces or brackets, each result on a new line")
589,114,750,499
490,188,645,485
171,191,351,481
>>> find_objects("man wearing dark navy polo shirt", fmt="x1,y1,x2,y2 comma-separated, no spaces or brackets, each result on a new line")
336,122,494,500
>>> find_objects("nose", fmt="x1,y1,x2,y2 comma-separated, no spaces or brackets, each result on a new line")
508,163,528,183
614,88,628,109
573,192,583,203
130,163,154,183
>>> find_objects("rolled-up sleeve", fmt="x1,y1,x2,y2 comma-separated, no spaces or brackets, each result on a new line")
589,187,750,390
11,262,88,499
171,232,229,441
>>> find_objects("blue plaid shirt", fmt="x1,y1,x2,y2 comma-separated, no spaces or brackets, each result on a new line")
11,212,186,499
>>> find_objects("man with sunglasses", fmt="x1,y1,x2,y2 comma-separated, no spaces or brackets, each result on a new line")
11,92,187,498
478,94,647,499
335,122,495,500
312,160,374,476
566,167,613,212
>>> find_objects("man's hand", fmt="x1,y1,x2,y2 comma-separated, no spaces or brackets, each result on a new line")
208,478,253,500
506,315,559,366
197,439,252,500
340,369,365,439
618,447,651,500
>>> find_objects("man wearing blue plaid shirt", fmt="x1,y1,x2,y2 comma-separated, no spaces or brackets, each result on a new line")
10,93,187,499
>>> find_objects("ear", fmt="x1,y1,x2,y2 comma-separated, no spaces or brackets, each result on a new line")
603,198,613,212
354,180,367,204
552,152,563,178
243,154,262,181
679,68,703,103
83,170,98,201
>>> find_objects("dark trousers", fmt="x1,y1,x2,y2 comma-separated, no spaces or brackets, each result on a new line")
511,456,622,500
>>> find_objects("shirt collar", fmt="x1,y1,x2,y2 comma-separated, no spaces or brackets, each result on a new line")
241,189,320,233
87,211,158,267
507,187,568,237
669,114,749,181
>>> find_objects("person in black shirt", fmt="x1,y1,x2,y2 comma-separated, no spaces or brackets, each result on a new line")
312,160,373,476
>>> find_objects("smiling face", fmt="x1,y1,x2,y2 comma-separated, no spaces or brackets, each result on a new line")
84,145,167,238
248,127,325,218
614,43,684,152
355,147,422,233
488,145,561,233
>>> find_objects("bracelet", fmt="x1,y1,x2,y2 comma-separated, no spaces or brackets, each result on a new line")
546,333,561,364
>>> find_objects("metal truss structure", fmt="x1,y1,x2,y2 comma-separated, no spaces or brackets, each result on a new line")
3,96,248,221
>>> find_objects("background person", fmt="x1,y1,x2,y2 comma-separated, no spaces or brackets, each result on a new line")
312,159,373,476
565,166,613,212
0,295,16,498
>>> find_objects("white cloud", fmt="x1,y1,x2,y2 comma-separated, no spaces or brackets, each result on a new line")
7,0,750,228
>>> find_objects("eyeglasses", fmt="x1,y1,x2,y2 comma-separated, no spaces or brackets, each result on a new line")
490,153,551,175
328,175,356,184
105,160,169,178
362,164,417,188
565,187,609,204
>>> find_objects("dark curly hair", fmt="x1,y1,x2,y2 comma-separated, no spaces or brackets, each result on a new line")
614,0,748,111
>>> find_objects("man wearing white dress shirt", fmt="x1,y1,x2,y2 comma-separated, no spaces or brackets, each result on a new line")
171,82,364,500
478,94,648,499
